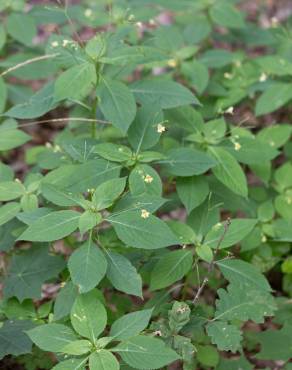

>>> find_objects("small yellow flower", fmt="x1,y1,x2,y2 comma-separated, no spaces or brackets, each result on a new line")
141,209,150,219
261,234,267,243
62,39,70,47
157,123,166,133
234,142,241,151
84,8,93,18
224,72,233,80
144,174,154,183
167,59,177,68
225,106,234,115
136,21,143,28
286,197,292,205
51,41,59,48
259,73,267,82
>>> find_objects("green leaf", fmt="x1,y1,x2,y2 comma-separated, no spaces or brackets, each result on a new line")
92,177,126,210
181,61,209,95
131,79,199,108
113,336,180,369
70,290,107,342
256,83,292,116
110,309,152,340
0,77,7,113
210,1,245,29
209,147,248,197
197,345,219,367
68,240,107,293
256,323,292,362
6,13,36,46
54,281,78,321
177,176,209,214
128,105,164,152
167,221,197,245
94,143,132,163
0,24,6,51
18,210,80,242
206,322,242,353
105,250,142,297
150,250,193,291
108,210,179,249
216,356,253,370
216,259,271,291
54,62,97,101
96,77,136,133
0,181,24,201
0,320,35,360
5,81,56,119
0,202,20,226
52,358,87,370
159,148,216,176
61,339,92,355
41,183,84,207
3,246,65,301
78,210,102,235
213,284,276,323
27,323,78,353
204,219,257,249
89,350,119,370
0,125,31,151
129,164,162,196
44,160,120,193
257,124,292,149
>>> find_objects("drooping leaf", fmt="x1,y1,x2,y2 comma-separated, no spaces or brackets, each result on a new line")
107,210,179,249
113,336,180,369
3,246,65,301
105,251,142,297
68,241,107,293
18,210,80,242
70,290,107,342
27,323,78,353
96,77,136,133
110,309,153,340
209,147,248,197
150,249,193,290
176,176,209,214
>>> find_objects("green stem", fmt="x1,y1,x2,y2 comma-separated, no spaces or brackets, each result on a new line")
91,99,98,139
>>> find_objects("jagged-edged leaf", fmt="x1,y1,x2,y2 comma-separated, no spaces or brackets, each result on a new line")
110,309,153,340
107,210,179,249
214,284,276,323
3,246,65,301
89,350,119,370
0,202,20,226
0,320,35,360
105,251,142,297
216,259,271,291
27,323,78,353
68,241,107,293
204,219,257,249
176,176,209,214
150,249,193,290
159,148,216,176
209,146,248,197
18,210,80,242
70,290,107,342
131,79,199,108
54,62,97,101
206,322,242,353
113,336,180,369
96,77,136,133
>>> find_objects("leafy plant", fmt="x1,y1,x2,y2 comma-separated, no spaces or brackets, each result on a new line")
0,1,292,369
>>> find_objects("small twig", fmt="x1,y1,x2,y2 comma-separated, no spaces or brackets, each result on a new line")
0,54,59,78
192,217,231,304
14,117,110,130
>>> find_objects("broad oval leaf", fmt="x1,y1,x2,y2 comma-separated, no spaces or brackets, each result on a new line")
18,210,80,242
89,350,119,370
0,202,20,226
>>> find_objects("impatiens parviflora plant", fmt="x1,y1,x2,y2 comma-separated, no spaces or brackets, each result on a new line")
0,1,292,369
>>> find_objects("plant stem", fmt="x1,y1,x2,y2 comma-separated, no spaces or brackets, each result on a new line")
192,217,231,305
91,99,98,139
